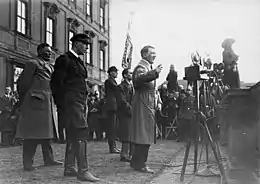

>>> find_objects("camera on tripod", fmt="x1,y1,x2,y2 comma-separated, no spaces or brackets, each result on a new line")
180,52,227,183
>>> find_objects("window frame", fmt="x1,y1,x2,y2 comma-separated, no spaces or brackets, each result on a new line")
68,30,76,52
99,48,105,70
99,6,105,28
86,43,93,65
16,0,29,36
45,16,55,47
86,0,92,17
13,64,24,92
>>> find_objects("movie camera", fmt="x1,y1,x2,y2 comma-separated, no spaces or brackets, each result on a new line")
179,51,228,184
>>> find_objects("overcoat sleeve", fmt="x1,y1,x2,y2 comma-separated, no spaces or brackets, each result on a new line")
134,65,159,85
50,55,69,104
17,60,37,101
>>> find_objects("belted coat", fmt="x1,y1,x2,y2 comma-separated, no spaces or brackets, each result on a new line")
130,59,162,145
16,58,58,139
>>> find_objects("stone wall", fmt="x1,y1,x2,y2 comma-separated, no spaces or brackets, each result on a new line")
220,84,260,184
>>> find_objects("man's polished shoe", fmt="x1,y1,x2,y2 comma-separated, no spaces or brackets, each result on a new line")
120,156,131,162
23,166,36,171
44,160,63,166
64,168,78,177
109,148,120,154
77,171,100,182
135,166,155,174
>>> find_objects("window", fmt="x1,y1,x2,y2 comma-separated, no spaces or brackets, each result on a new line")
69,31,75,51
100,49,105,70
86,0,92,16
17,0,27,34
86,43,92,64
45,17,54,47
13,65,24,92
99,6,105,28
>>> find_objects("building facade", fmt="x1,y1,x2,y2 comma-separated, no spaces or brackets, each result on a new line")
0,0,110,96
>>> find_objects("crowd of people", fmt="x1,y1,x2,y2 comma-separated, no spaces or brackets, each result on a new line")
0,32,240,182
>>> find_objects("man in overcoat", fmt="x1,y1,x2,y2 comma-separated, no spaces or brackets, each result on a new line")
104,66,120,154
15,43,62,171
117,68,134,162
166,64,178,93
51,34,100,182
130,45,163,173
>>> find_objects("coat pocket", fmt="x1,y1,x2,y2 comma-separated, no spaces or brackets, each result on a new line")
29,90,47,110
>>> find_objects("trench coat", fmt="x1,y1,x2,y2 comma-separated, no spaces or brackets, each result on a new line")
117,80,134,142
16,58,58,139
130,59,162,145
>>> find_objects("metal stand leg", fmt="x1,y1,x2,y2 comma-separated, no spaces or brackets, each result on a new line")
180,140,192,182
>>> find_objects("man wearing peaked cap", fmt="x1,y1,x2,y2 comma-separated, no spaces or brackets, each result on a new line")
70,33,92,45
103,66,121,154
51,33,100,182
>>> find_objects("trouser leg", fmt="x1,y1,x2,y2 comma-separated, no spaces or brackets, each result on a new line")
22,139,37,170
121,141,130,157
107,112,119,153
64,141,77,176
129,142,135,158
75,139,100,182
41,139,63,166
120,141,131,162
58,126,65,142
40,139,54,164
130,144,150,169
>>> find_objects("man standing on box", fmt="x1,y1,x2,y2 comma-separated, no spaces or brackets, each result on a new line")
130,45,163,173
16,43,62,171
51,34,100,182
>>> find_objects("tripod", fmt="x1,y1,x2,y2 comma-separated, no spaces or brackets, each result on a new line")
179,80,228,184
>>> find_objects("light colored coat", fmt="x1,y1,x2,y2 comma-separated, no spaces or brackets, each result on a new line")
16,59,58,139
130,59,162,145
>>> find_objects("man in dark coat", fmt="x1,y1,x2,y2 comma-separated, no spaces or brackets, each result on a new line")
51,34,100,182
104,66,120,154
166,64,178,93
117,68,134,162
130,45,163,173
87,92,101,141
15,43,62,171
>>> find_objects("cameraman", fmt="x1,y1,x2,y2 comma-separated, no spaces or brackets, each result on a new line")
166,64,178,93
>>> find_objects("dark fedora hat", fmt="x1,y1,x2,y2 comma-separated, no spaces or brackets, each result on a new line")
70,33,92,45
107,66,118,73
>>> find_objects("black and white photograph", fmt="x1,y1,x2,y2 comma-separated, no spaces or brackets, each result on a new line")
0,0,259,183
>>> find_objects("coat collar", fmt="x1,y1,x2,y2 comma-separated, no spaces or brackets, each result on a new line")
137,59,152,71
70,49,79,58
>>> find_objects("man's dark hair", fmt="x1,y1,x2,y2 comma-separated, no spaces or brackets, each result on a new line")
122,68,129,78
140,45,154,58
37,43,50,54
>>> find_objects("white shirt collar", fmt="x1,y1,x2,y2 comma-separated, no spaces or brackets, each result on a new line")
70,49,79,58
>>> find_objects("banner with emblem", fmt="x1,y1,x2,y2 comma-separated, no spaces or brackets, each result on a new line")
121,20,133,69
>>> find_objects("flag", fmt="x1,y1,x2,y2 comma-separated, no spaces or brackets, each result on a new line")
122,20,133,69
